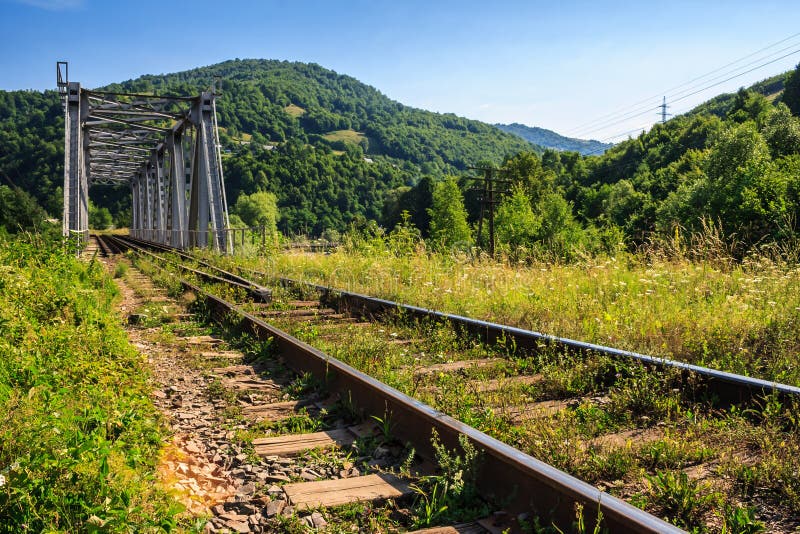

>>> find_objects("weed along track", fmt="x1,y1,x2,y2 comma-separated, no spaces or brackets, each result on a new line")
99,235,800,532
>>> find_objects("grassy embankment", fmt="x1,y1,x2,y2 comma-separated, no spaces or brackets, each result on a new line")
0,236,180,532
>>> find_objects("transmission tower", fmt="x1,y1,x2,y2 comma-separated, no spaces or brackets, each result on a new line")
659,96,672,124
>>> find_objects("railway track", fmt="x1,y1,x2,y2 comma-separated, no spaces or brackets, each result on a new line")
98,234,800,532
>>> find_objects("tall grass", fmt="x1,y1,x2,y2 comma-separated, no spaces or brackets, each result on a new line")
219,238,800,386
0,235,179,532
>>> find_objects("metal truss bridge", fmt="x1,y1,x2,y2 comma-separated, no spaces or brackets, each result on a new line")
57,62,230,251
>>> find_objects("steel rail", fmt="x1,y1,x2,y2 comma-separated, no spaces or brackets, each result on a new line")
289,278,800,403
109,235,271,302
94,234,113,256
110,234,681,533
112,235,265,289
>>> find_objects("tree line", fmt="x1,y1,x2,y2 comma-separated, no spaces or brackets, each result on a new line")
381,64,800,259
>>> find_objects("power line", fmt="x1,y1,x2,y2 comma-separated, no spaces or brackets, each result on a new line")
563,31,800,138
562,31,800,136
662,41,800,104
669,47,800,106
569,45,800,141
571,106,661,139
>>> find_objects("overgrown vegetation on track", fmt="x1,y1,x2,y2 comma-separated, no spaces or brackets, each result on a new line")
181,243,800,532
219,244,800,387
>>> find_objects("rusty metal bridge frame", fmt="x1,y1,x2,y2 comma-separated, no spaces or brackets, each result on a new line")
57,62,230,252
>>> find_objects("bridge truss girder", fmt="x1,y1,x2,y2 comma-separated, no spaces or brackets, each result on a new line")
58,64,230,252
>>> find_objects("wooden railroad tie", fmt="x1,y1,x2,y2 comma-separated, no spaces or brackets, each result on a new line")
283,473,412,510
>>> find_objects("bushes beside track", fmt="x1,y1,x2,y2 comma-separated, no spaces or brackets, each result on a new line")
0,235,179,532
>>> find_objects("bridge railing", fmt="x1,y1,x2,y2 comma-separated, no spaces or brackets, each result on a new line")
129,226,339,256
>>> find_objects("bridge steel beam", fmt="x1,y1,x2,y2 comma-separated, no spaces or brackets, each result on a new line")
187,92,228,252
58,64,230,253
148,148,167,244
166,129,186,249
131,175,139,239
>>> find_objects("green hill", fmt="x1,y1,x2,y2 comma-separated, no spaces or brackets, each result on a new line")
1,59,537,234
1,59,799,247
495,122,613,155
687,72,787,118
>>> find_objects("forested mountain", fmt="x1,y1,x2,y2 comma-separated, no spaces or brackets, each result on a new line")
494,123,613,155
0,59,535,234
2,58,800,256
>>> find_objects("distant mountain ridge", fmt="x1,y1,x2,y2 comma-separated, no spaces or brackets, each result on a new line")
494,122,613,155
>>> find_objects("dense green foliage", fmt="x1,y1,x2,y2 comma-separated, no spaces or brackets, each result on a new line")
224,140,411,234
0,185,48,233
0,90,64,216
2,59,800,254
392,64,800,257
784,64,800,116
428,177,473,249
231,190,279,236
89,201,113,230
688,71,786,118
0,235,177,531
495,122,612,155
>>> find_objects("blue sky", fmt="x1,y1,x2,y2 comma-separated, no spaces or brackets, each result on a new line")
2,0,799,141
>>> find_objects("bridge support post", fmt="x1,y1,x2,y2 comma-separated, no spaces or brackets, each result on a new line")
134,170,145,240
131,178,139,239
62,81,89,244
150,148,166,243
188,92,228,252
167,130,186,248
144,164,153,241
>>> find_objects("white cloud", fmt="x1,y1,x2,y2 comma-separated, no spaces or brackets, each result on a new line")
12,0,85,10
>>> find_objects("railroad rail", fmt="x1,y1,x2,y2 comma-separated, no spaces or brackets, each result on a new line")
100,233,684,532
109,234,800,404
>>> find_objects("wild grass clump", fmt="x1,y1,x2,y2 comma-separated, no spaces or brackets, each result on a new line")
113,261,128,278
0,235,178,532
410,431,487,528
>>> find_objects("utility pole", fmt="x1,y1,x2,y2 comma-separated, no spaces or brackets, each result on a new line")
659,96,672,124
469,165,510,257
